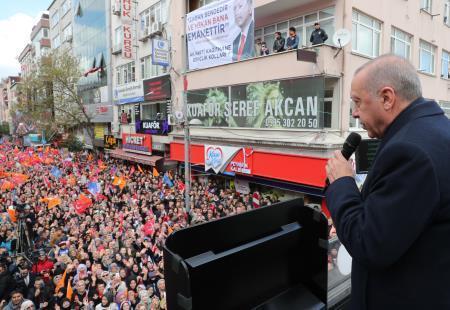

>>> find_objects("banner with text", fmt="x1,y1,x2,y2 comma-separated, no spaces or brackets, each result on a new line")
121,0,134,59
205,145,241,174
186,0,254,70
122,133,152,155
187,77,325,129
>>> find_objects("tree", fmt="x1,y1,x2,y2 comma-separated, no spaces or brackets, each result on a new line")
15,50,95,144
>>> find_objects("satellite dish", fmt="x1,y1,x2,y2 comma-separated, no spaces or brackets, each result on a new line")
336,244,352,275
333,29,351,48
175,111,184,120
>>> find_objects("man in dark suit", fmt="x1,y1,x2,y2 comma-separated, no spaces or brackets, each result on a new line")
325,54,450,309
232,0,254,61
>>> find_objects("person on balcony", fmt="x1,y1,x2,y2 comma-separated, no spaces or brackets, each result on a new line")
260,42,270,56
310,22,328,45
286,27,300,50
273,32,285,53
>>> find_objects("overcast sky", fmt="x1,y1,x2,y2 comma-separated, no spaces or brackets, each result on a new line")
0,0,51,78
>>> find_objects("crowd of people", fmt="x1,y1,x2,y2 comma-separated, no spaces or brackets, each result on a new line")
0,141,273,310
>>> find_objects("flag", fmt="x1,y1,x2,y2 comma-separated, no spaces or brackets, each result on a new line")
153,167,160,177
87,154,93,161
47,197,62,209
130,166,135,175
163,173,174,187
113,177,126,190
74,194,92,214
137,164,144,173
7,206,17,223
55,270,67,293
1,181,14,191
11,173,29,185
51,166,62,179
87,182,100,196
178,180,186,192
66,280,73,300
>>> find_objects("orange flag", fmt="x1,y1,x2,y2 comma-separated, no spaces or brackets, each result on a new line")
1,181,14,191
7,206,17,223
113,176,126,190
137,164,144,173
153,167,160,177
47,197,62,209
55,270,67,293
66,280,73,300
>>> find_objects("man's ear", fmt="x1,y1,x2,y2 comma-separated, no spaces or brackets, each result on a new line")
380,86,395,111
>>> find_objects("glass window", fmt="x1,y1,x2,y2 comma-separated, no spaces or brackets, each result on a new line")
442,50,450,79
352,10,382,58
51,11,59,28
52,35,61,48
419,40,436,74
43,28,49,38
421,0,432,12
114,26,122,49
63,24,72,42
140,0,166,33
142,103,167,119
61,0,71,17
390,27,412,59
140,55,164,79
116,62,136,85
255,7,335,50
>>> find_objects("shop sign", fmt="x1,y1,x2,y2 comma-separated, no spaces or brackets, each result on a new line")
104,135,117,149
205,145,240,174
235,178,250,194
136,120,171,135
121,0,134,59
114,82,144,104
85,102,113,123
186,77,325,129
94,124,106,140
122,133,152,155
227,147,253,175
152,38,170,67
143,75,171,101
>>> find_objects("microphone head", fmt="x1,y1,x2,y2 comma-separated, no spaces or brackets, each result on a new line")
342,132,362,160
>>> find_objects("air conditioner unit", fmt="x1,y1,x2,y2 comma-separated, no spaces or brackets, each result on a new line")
150,22,162,36
112,44,122,55
112,4,120,16
66,34,73,43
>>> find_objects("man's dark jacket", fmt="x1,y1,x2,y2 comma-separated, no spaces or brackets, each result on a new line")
232,21,254,61
326,98,450,309
310,28,328,45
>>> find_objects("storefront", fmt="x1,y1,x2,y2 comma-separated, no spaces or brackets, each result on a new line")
84,87,113,148
109,133,164,169
170,142,328,198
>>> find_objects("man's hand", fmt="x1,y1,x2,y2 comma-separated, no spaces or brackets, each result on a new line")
326,150,354,184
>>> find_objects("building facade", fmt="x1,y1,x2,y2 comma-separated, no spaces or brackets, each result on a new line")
48,0,73,51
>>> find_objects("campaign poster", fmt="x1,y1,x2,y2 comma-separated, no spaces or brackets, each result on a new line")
186,0,254,70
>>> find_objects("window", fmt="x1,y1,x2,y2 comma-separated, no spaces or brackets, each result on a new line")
390,27,412,60
140,0,167,34
63,24,72,42
114,26,122,50
116,62,136,85
352,10,381,58
142,102,167,119
439,101,450,118
445,0,450,26
140,55,165,79
419,40,436,74
52,35,61,49
61,0,71,17
43,28,49,38
51,11,59,28
421,0,432,12
442,50,450,79
254,7,335,52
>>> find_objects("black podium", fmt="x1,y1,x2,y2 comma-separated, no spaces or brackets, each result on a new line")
164,199,329,310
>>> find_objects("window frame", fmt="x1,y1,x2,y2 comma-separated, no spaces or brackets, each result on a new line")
439,101,450,118
140,0,167,34
441,50,450,79
51,11,60,29
116,62,136,86
63,24,72,42
390,27,412,60
52,34,61,49
421,0,433,13
419,39,436,75
351,10,382,58
445,0,450,26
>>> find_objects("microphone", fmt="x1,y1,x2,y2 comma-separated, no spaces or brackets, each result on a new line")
325,132,362,187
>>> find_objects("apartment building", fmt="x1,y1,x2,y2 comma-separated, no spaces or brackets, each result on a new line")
48,0,73,51
1,77,22,134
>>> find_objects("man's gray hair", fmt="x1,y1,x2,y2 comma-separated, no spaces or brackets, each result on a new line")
355,54,422,101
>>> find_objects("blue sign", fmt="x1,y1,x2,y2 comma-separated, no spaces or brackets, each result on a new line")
152,38,170,67
135,120,171,136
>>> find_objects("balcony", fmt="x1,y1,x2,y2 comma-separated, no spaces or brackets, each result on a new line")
186,44,342,90
112,44,122,55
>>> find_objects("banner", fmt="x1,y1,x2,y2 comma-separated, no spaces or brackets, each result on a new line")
135,120,171,135
104,135,117,149
114,81,144,104
122,133,152,155
143,75,171,101
235,178,250,194
205,145,241,174
186,0,254,70
187,77,325,129
121,0,134,59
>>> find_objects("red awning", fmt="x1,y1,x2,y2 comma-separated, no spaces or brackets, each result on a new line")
109,149,163,166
